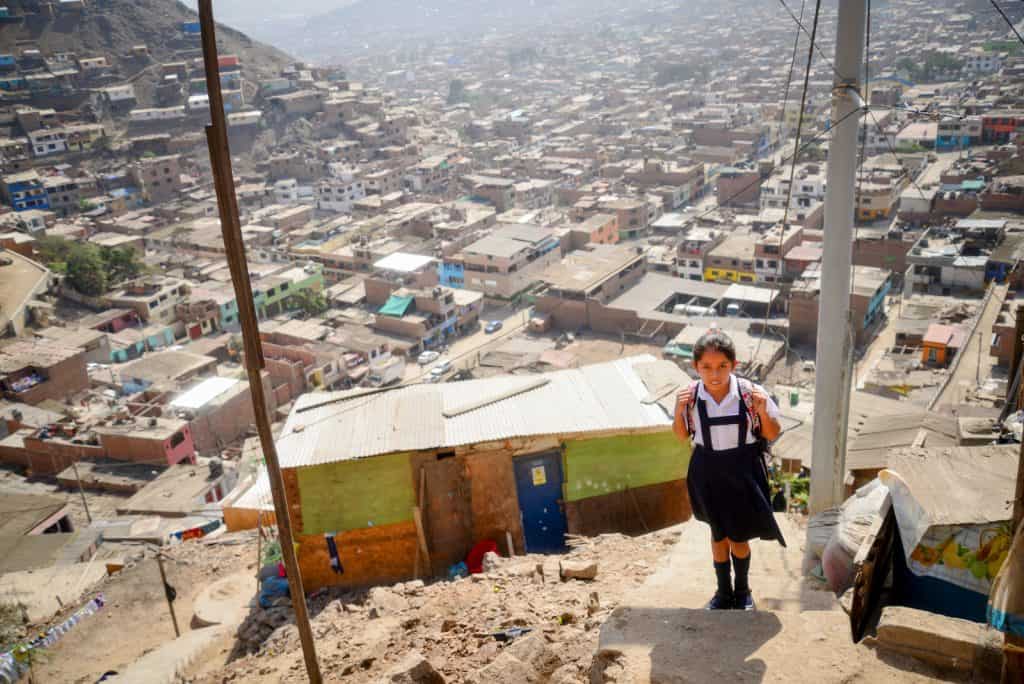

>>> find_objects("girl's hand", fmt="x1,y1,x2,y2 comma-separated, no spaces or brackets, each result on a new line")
750,389,769,417
675,387,692,415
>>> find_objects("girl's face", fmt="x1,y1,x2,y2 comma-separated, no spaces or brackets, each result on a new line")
693,349,736,392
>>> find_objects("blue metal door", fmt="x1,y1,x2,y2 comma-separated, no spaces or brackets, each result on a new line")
513,451,567,553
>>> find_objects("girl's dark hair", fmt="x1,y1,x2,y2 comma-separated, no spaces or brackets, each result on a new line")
693,330,736,363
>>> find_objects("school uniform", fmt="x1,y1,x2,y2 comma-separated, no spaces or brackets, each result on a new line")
684,375,786,547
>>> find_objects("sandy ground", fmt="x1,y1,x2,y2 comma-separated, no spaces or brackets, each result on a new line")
186,528,680,683
29,534,260,683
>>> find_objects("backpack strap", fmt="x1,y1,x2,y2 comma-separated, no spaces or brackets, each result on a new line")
736,377,762,439
684,380,700,437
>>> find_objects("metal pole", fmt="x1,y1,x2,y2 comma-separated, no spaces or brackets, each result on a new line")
156,554,181,637
198,3,322,682
809,0,867,515
70,461,92,524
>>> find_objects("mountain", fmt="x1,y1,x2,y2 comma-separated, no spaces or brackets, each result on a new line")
0,0,296,85
290,0,666,62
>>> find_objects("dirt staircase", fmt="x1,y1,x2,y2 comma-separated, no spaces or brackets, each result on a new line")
593,515,947,683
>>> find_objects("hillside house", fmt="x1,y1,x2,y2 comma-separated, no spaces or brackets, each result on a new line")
275,356,692,590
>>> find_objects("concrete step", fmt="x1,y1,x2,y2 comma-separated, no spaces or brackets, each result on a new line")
594,515,943,683
107,625,226,684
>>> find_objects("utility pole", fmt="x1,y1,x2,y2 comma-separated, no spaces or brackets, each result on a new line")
809,0,867,515
156,554,180,637
198,3,322,682
70,461,92,524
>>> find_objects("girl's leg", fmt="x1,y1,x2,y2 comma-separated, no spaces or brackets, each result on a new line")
708,537,733,609
728,540,750,559
729,540,753,606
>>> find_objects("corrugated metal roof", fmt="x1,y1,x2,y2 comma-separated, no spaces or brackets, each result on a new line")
276,355,684,469
170,377,240,410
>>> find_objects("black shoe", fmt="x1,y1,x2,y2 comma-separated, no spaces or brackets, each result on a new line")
733,591,755,611
705,591,734,610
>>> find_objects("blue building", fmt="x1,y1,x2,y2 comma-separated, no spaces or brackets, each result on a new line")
2,171,49,212
438,261,465,288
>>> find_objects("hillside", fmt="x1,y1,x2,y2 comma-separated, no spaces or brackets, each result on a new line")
0,0,295,101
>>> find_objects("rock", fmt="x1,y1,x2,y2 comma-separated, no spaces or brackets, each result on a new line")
587,591,600,617
369,587,411,615
378,651,445,683
549,663,581,684
505,561,540,578
482,551,502,573
508,633,562,673
469,652,538,684
476,640,500,663
868,606,1002,677
559,560,598,581
403,579,426,594
440,618,459,633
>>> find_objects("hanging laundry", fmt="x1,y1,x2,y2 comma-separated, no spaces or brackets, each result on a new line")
325,533,344,575
1,594,105,683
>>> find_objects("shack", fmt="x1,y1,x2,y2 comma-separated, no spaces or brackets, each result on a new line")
276,355,692,590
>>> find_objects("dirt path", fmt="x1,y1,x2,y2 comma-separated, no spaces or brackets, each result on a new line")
932,284,1007,412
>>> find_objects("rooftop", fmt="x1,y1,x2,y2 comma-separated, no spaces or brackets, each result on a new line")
276,355,686,468
116,461,225,517
0,339,80,373
542,245,644,294
0,493,69,536
117,350,216,386
0,250,50,334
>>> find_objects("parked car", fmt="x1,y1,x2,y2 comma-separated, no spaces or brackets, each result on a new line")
430,359,453,376
417,350,440,365
484,320,503,334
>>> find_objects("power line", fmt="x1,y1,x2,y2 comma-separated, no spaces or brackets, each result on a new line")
750,0,822,369
989,0,1024,48
777,0,807,140
776,0,842,81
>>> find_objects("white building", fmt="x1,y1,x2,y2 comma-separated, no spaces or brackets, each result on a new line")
963,49,1002,75
273,179,300,204
315,173,366,214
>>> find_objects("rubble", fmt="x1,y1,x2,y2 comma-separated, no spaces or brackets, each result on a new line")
559,560,599,581
378,651,446,683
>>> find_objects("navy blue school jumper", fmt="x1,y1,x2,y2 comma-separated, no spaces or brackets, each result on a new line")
685,383,786,546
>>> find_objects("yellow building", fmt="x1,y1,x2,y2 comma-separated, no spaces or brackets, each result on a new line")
703,267,756,283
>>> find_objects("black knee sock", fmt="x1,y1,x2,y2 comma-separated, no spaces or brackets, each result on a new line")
714,560,732,596
732,553,751,595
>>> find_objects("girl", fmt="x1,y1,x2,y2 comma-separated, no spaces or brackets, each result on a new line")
672,330,786,610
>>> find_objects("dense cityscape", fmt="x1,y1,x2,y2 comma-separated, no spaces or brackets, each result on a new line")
2,0,1024,681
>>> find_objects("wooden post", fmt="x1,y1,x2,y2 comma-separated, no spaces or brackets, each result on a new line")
198,3,322,682
156,554,180,638
412,467,432,573
70,461,92,524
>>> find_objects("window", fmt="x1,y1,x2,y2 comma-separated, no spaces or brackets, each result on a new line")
756,259,765,268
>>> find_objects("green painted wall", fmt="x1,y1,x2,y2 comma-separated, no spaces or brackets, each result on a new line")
563,431,690,502
297,452,415,534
